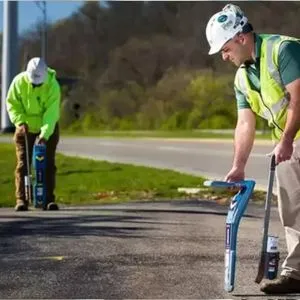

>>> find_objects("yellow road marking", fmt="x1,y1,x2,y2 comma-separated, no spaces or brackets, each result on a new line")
2,256,67,262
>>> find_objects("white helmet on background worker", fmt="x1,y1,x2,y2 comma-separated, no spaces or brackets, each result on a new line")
206,4,249,55
26,57,48,85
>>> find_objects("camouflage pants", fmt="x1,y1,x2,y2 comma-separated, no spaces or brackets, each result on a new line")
14,124,59,205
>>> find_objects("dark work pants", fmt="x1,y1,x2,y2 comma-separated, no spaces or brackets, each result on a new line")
13,124,59,205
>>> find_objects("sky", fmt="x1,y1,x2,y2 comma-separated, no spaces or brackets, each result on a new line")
0,1,88,34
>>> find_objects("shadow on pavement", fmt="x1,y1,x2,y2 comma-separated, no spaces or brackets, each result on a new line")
234,293,300,298
0,214,153,239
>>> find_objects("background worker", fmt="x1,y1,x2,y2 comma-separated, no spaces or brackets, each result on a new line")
6,57,61,211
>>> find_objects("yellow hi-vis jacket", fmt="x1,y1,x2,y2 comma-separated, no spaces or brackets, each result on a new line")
6,68,61,140
234,34,300,141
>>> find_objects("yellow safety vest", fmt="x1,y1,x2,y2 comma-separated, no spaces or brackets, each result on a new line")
234,34,300,141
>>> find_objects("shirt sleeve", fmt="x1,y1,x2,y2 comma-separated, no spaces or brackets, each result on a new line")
40,79,61,140
278,40,300,85
6,77,26,126
234,86,251,110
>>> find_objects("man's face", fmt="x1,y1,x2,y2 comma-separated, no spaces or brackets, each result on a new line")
220,34,248,67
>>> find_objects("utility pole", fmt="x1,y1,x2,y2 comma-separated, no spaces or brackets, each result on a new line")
1,0,18,133
35,1,47,60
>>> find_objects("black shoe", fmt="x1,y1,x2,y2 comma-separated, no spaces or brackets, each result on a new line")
15,201,28,212
260,275,300,294
47,202,59,211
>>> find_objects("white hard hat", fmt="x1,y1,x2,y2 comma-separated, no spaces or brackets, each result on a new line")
206,4,248,55
26,57,48,85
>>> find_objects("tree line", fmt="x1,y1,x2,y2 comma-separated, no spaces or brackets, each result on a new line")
2,1,300,131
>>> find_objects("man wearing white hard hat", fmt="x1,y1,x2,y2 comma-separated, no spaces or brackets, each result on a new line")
6,57,61,211
206,3,300,294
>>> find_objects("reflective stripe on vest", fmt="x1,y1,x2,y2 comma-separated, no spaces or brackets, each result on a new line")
260,97,289,120
266,35,283,87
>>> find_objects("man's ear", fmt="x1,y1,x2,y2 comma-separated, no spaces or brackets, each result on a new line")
239,33,247,46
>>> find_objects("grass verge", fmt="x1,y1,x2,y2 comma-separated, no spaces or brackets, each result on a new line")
0,143,275,208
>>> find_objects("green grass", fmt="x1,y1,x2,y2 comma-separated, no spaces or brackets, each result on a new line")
0,143,205,207
0,143,274,208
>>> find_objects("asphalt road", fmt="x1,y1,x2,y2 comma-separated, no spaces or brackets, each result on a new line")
55,137,275,191
0,201,293,299
0,136,274,190
1,135,290,299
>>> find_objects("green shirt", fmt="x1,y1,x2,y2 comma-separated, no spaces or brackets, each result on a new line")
235,34,300,109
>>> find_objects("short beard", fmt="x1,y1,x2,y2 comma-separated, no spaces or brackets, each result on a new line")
244,59,255,66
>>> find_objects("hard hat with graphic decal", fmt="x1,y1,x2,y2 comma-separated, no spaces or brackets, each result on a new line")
26,57,48,85
206,4,249,55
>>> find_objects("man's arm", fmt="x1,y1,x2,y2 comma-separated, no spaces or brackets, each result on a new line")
282,78,300,142
272,41,300,163
39,79,61,141
272,79,300,164
6,78,26,126
233,109,256,169
225,108,256,182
